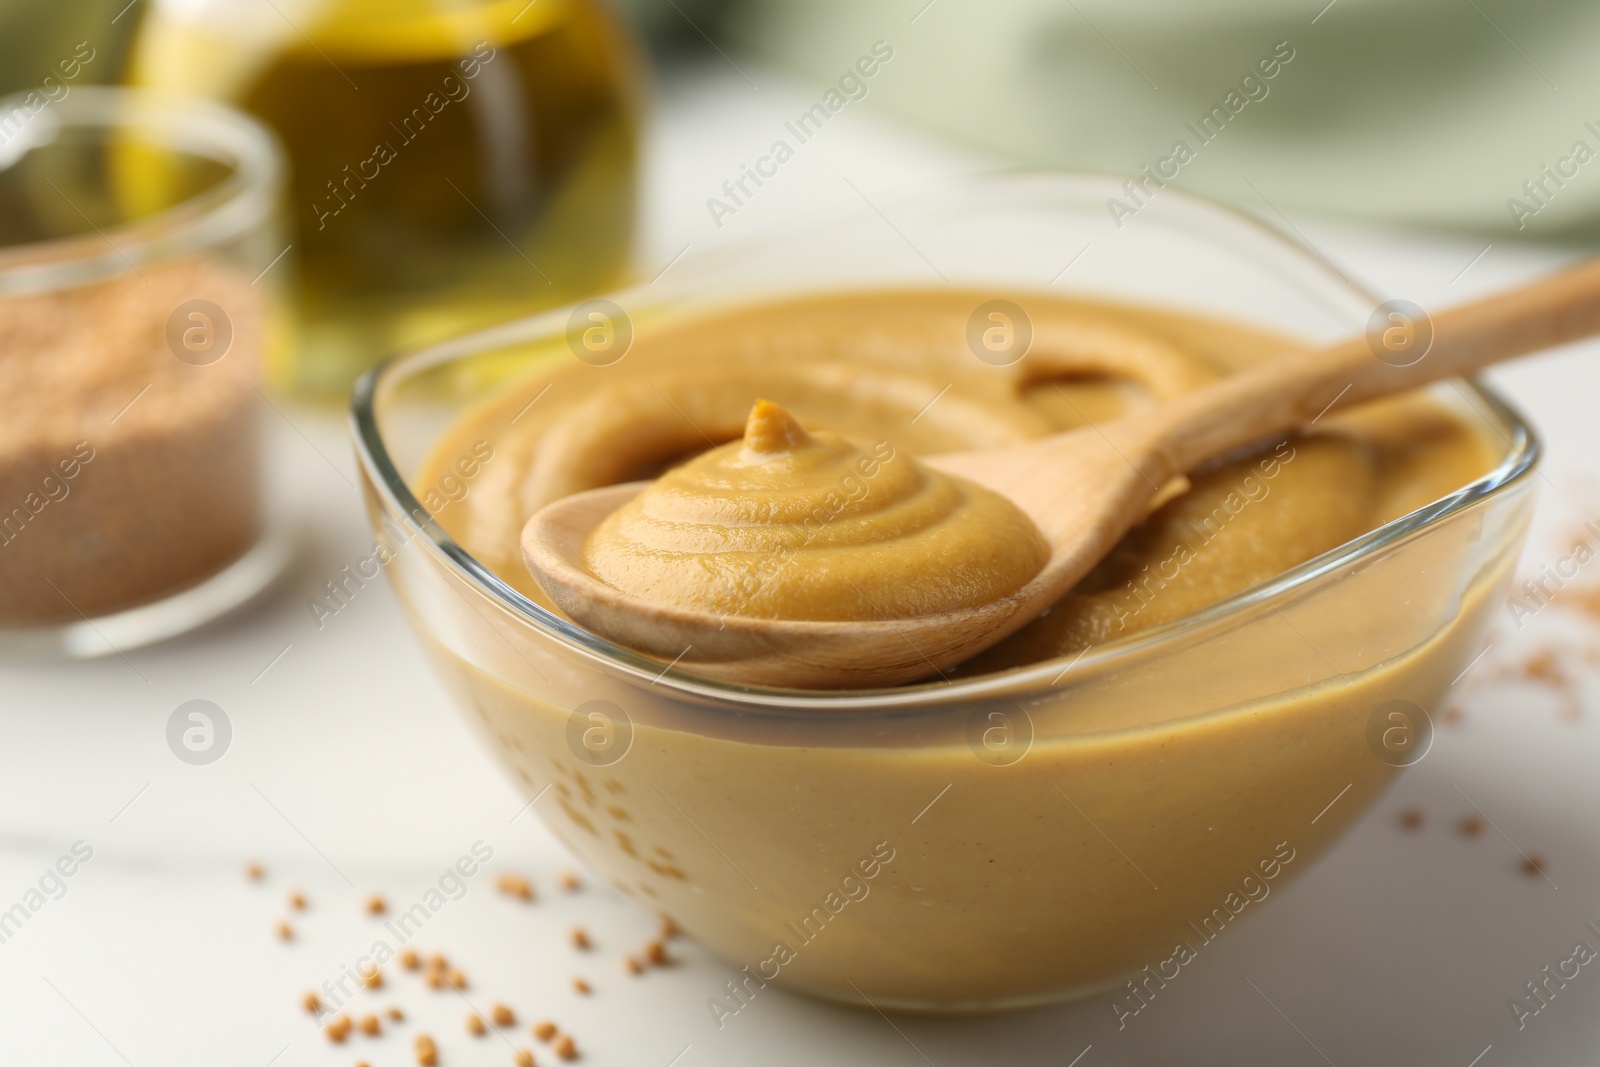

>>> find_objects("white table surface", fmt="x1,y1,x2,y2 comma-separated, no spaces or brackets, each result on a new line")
5,61,1600,1067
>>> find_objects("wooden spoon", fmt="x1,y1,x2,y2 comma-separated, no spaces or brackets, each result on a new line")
524,257,1600,689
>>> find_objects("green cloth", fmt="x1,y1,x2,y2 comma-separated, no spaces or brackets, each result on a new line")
707,0,1600,239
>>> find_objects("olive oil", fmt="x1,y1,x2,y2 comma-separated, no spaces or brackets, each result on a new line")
129,0,640,394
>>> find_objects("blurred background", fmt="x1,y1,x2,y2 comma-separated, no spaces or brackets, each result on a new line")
7,0,1599,394
5,2,1600,1065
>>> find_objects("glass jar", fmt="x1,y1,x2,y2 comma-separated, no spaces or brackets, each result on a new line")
126,0,642,397
351,173,1539,1011
0,87,290,656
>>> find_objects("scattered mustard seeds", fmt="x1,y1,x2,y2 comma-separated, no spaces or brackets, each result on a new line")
515,1050,537,1067
359,1014,381,1037
533,1021,557,1042
399,949,421,970
415,1034,438,1066
326,1015,352,1043
276,921,294,941
388,1006,405,1022
572,977,591,995
558,871,581,892
570,927,591,950
245,862,264,881
425,971,444,989
366,894,388,916
623,955,643,975
554,1034,577,1061
492,1003,516,1027
301,991,321,1014
288,890,306,910
1501,642,1586,719
427,953,449,972
447,969,468,990
468,1013,487,1036
361,966,383,990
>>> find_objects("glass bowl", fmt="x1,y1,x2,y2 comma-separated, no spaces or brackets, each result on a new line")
0,87,291,657
351,173,1538,1012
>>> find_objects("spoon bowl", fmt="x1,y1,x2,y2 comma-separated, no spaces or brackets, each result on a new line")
521,482,1046,689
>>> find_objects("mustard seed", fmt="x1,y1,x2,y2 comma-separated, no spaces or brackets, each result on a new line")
496,873,534,900
447,969,468,989
554,1034,577,1061
366,894,387,915
533,1021,557,1041
399,949,420,970
301,991,321,1014
359,1014,381,1037
570,927,590,951
288,890,306,910
645,940,669,966
558,871,581,892
276,921,293,941
388,1006,405,1021
572,978,591,995
623,955,643,975
415,1034,438,1066
515,1050,537,1067
492,1003,516,1027
468,1012,487,1036
245,862,264,881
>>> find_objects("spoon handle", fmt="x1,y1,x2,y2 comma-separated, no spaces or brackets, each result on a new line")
1151,255,1600,477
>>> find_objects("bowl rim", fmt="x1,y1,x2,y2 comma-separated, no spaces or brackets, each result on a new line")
350,170,1541,710
0,85,282,293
